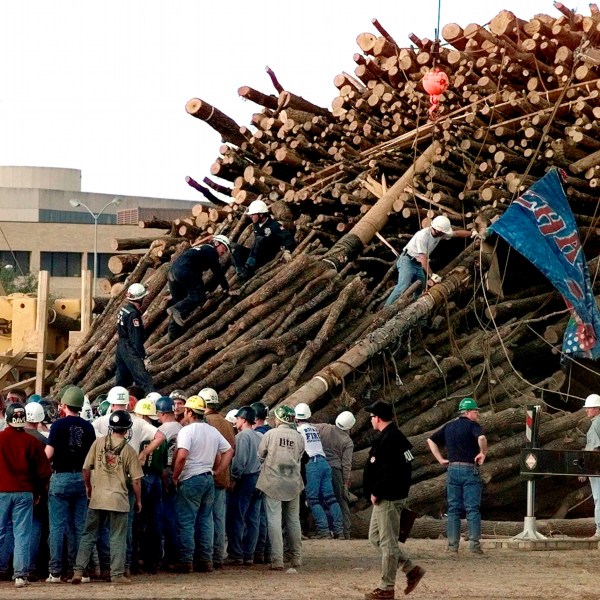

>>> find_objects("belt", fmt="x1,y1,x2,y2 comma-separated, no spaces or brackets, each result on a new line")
401,250,419,262
308,455,325,462
449,461,475,466
53,470,82,474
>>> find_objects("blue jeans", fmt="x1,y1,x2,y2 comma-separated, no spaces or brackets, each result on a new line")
305,457,344,535
447,464,482,550
161,474,178,565
176,473,214,564
138,473,163,571
254,496,271,560
225,472,262,561
212,486,226,563
48,472,88,576
385,254,425,306
0,492,33,579
590,476,600,533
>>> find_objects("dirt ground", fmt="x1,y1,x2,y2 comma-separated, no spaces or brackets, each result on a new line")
6,538,599,600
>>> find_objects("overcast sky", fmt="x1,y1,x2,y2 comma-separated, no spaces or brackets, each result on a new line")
0,0,558,202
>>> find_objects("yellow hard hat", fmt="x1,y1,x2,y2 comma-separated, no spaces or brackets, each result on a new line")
184,395,206,413
134,399,157,417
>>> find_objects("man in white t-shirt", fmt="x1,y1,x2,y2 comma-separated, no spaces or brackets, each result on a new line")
172,395,233,574
385,215,472,306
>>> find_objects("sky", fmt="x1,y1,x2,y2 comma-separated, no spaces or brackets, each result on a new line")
0,0,559,203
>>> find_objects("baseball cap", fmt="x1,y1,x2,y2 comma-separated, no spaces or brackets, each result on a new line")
364,401,393,421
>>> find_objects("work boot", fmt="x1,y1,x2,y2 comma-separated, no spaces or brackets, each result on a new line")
364,588,394,600
223,557,243,567
71,571,84,585
169,562,193,573
315,530,331,539
194,560,213,573
111,576,132,585
404,565,426,595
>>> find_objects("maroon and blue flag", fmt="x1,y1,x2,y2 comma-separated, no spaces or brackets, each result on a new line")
489,168,600,359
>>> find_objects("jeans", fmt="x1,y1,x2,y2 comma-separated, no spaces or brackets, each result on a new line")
590,476,600,533
305,457,344,535
161,474,178,565
0,492,33,579
212,486,226,563
264,495,302,568
254,496,271,560
369,498,413,590
331,467,351,537
385,254,425,306
176,473,214,564
125,489,136,571
226,473,262,561
75,509,128,578
115,344,153,392
48,472,88,576
447,464,482,550
138,473,163,571
28,507,43,574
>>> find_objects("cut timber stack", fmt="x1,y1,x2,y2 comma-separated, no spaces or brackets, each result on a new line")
56,5,600,529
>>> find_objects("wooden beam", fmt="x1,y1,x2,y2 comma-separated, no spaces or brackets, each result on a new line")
35,271,49,395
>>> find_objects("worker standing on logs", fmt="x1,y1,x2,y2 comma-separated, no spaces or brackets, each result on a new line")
427,397,488,555
116,283,153,393
363,401,425,600
384,215,473,306
231,199,296,281
167,235,231,341
579,394,600,539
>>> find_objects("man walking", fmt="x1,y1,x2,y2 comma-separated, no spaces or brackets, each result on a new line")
172,395,233,573
115,283,153,392
0,403,52,588
427,397,488,554
45,386,96,583
256,405,304,571
363,401,424,600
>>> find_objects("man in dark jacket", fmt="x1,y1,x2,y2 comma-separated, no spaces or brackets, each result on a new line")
362,401,425,600
167,236,230,341
115,283,153,392
232,200,295,280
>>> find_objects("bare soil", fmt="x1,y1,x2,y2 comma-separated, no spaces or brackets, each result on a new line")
7,538,598,600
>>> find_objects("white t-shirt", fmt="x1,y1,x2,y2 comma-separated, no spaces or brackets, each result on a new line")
297,422,326,458
177,421,231,482
159,420,182,466
404,227,452,260
93,412,157,452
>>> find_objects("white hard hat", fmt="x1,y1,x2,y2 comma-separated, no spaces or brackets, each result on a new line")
198,387,219,405
335,410,356,431
247,199,269,215
294,403,311,420
126,282,148,301
212,234,230,250
225,409,238,424
430,215,453,235
584,394,600,408
107,385,130,405
25,402,45,423
81,396,94,422
145,392,162,403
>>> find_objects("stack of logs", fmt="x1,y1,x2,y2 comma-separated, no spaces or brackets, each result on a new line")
55,5,600,529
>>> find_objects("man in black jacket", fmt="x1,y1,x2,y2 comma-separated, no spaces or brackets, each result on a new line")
362,401,425,600
115,283,153,393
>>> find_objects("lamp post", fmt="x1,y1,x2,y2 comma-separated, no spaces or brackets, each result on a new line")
69,197,122,294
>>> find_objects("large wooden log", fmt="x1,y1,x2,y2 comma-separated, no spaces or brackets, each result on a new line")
185,98,248,147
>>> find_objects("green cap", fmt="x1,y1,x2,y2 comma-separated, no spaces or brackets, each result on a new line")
458,397,479,412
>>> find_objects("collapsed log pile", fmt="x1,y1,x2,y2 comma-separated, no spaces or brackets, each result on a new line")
55,5,600,525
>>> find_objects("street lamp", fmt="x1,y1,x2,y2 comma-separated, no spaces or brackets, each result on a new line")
69,196,122,294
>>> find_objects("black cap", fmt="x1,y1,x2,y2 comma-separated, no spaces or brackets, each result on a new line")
364,401,393,421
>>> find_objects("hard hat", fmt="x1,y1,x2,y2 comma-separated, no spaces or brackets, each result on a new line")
145,392,161,402
39,399,58,424
169,389,187,401
212,234,231,250
107,386,130,405
247,199,269,215
126,282,148,301
294,403,311,420
134,399,157,416
56,384,76,402
155,396,174,413
335,410,356,431
274,405,296,424
5,403,27,428
99,399,111,416
225,409,238,424
25,402,45,423
236,406,256,424
430,215,453,235
26,394,42,404
108,409,133,431
251,401,268,420
81,396,94,422
584,394,600,408
458,397,479,412
184,395,206,413
60,385,85,409
198,387,219,405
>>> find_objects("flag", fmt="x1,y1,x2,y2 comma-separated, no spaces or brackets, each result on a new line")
489,168,600,359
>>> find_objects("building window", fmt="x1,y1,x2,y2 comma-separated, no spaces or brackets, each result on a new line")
39,209,116,224
86,253,112,278
40,252,82,277
0,251,30,273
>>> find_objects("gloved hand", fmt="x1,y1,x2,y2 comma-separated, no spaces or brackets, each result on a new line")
470,229,479,238
143,358,151,370
427,273,442,288
246,257,256,269
282,250,293,263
